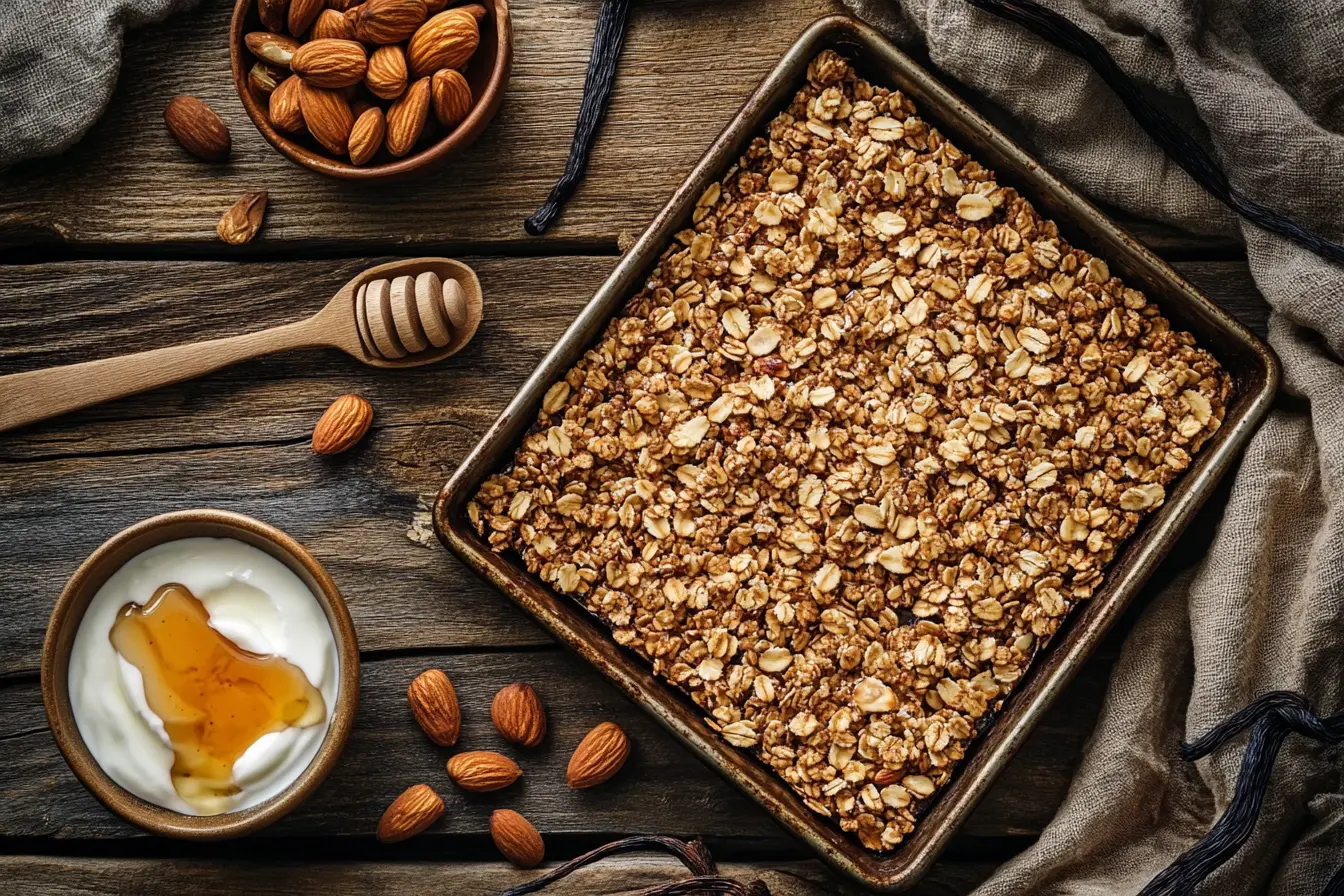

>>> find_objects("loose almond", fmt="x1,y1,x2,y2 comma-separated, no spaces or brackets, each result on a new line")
312,8,357,40
248,61,284,96
566,721,629,789
269,75,305,133
490,809,544,869
491,683,546,748
287,0,325,37
446,751,521,792
312,393,373,454
430,68,471,128
407,668,460,746
245,31,301,68
163,96,231,162
376,784,444,843
348,106,386,165
217,191,268,246
292,38,368,88
354,0,429,44
299,82,355,155
407,8,479,77
384,76,429,157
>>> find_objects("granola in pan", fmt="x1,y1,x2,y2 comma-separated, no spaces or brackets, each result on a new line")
471,50,1231,850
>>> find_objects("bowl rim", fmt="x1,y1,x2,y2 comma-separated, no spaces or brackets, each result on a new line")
229,0,513,181
40,509,361,839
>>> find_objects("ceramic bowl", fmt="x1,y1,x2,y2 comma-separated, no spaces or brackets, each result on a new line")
229,0,513,181
41,509,360,839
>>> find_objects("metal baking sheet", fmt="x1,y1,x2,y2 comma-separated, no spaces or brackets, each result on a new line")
435,15,1278,890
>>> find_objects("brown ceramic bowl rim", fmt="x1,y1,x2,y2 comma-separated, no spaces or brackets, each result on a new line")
229,0,513,181
40,509,360,839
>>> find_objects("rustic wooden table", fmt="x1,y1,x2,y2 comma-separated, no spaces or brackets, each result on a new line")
0,0,1271,892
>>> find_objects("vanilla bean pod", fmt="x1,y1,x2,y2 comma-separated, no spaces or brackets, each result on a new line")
499,835,751,896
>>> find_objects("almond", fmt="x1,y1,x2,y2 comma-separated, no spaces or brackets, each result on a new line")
312,8,357,40
312,393,373,454
328,0,360,9
490,809,544,869
269,76,305,133
566,721,629,789
299,82,355,155
491,683,546,748
245,31,301,68
446,751,521,792
365,44,409,100
217,191,268,246
407,668,460,745
376,784,444,843
163,96,231,162
457,3,488,20
248,61,284,96
430,68,472,128
292,38,368,88
384,76,430,157
354,0,428,44
348,106,386,165
258,0,290,34
407,8,479,77
287,0,325,37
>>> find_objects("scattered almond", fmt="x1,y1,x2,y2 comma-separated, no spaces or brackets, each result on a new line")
491,683,546,748
407,668,460,746
312,8,357,41
385,76,430,157
245,31,301,68
365,44,409,100
446,751,521,793
490,809,544,869
430,68,471,128
163,96,231,162
299,82,355,155
376,784,444,843
407,8,479,77
354,0,429,44
348,106,386,165
311,393,373,455
288,0,325,37
291,38,368,88
216,191,268,246
566,721,629,789
269,76,305,133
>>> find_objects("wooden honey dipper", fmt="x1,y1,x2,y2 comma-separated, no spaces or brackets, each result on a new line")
0,258,483,435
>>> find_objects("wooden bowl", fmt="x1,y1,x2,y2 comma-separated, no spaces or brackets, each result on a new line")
229,0,513,181
41,510,360,838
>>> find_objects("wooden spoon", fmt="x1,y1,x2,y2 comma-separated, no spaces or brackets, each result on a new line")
0,258,484,435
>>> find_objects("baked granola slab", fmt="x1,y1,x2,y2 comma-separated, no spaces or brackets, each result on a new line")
471,50,1231,851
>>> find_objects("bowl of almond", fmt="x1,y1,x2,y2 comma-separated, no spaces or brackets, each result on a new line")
229,0,511,180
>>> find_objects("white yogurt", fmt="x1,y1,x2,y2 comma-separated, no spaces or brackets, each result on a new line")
68,537,339,815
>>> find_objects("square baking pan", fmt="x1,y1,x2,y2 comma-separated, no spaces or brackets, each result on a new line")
435,15,1278,891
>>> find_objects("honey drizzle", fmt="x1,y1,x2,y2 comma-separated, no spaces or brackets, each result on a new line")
109,583,326,813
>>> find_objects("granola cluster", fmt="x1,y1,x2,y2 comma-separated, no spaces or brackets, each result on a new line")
471,51,1230,850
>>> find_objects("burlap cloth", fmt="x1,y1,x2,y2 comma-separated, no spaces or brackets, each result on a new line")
841,1,1344,892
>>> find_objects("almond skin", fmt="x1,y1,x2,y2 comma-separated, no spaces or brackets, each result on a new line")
299,82,355,155
348,106,386,165
446,751,521,792
566,721,629,789
248,62,284,96
269,76,305,133
312,8,357,40
491,683,546,748
312,393,373,454
407,8,479,77
287,0,325,37
490,809,544,869
365,44,409,100
430,68,472,127
376,784,444,843
384,76,430,157
407,668,460,746
217,191,268,246
292,38,368,88
163,96,231,162
354,0,429,44
245,31,301,68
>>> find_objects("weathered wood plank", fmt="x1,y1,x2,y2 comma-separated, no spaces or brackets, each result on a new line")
0,854,998,896
0,646,1109,842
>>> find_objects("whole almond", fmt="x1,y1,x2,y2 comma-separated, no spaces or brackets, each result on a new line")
566,721,629,789
490,809,544,869
348,106,386,165
446,751,521,793
259,0,290,33
292,39,368,88
299,82,355,155
384,76,429,157
217,191,268,245
354,0,428,44
407,668,460,746
248,61,284,96
491,683,546,748
430,68,471,127
163,96,231,162
312,8,357,40
376,784,444,843
269,75,305,133
245,31,301,68
457,3,488,20
365,44,409,100
312,393,373,454
424,0,451,12
328,0,360,9
407,8,479,77
287,0,325,37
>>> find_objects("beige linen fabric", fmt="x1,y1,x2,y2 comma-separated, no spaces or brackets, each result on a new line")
842,0,1344,892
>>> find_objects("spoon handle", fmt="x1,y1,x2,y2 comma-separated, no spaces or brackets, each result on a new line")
0,317,324,435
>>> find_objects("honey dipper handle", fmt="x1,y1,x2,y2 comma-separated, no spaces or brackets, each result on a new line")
0,317,324,434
